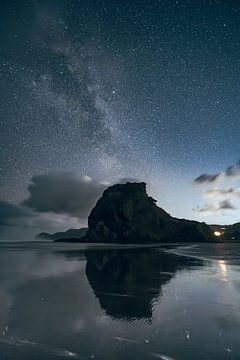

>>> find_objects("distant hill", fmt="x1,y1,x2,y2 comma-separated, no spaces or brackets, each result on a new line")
209,224,240,242
220,223,240,241
36,228,88,241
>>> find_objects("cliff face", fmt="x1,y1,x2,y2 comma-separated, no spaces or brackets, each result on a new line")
85,182,214,243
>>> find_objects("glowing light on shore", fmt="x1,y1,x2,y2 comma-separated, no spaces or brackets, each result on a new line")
214,231,222,237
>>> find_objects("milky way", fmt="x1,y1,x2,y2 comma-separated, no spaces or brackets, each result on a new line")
1,0,240,237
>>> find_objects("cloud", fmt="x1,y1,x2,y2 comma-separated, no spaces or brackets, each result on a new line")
0,201,37,240
0,201,31,220
193,160,240,217
193,203,218,215
194,173,220,184
205,187,240,199
0,200,83,240
22,172,107,219
226,160,240,177
193,188,237,215
193,199,235,215
219,200,235,210
194,159,240,184
118,177,140,183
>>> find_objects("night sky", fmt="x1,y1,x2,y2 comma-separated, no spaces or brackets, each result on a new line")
1,0,240,239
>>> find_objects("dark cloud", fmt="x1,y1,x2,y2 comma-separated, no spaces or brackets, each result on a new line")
0,201,37,240
118,177,141,183
225,160,240,177
0,201,31,220
22,173,107,219
194,173,219,184
219,200,235,210
0,200,82,240
194,159,240,184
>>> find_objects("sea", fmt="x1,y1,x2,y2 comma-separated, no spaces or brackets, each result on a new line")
0,241,240,360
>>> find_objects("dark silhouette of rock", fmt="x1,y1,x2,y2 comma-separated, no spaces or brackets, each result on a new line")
36,228,88,241
85,182,214,243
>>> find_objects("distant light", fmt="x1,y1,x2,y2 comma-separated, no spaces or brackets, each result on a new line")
214,231,222,237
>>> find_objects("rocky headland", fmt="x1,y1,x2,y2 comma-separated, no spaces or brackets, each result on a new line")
37,182,216,243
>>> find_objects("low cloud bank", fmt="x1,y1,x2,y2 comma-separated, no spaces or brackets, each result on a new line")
0,200,82,240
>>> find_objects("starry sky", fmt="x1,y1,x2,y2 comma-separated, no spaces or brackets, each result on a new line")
1,0,240,239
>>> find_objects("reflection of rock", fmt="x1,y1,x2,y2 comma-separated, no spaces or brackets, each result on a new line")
85,248,202,320
85,182,214,243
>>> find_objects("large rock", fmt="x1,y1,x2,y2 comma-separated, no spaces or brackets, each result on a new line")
85,182,214,243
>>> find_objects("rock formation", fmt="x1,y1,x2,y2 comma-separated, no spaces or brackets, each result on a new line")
85,182,214,243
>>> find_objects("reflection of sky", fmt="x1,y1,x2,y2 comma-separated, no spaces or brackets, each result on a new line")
0,245,240,359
